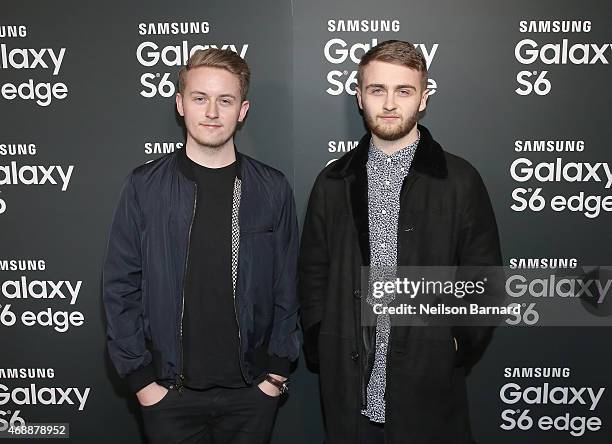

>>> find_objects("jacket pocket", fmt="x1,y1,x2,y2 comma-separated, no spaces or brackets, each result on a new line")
240,225,274,236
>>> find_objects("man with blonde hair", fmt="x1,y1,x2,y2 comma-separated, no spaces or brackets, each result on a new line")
103,48,299,444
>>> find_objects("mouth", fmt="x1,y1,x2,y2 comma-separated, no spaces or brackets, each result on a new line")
378,115,400,122
200,123,222,129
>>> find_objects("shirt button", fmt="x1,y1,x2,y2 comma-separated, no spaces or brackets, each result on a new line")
386,158,391,163
400,167,405,172
384,180,390,185
381,210,386,215
380,243,386,248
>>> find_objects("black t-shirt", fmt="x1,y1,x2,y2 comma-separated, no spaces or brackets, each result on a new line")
182,157,245,389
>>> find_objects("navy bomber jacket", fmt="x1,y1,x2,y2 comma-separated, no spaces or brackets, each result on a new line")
103,147,301,392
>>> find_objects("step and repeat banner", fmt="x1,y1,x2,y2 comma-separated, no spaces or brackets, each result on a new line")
1,0,611,442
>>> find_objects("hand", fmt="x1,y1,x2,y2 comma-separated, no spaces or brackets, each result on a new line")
257,380,281,397
136,382,168,407
258,373,286,397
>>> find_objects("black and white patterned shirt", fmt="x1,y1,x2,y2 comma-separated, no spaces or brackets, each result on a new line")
362,132,419,423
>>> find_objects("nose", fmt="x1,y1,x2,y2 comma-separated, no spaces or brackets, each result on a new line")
383,91,397,112
205,100,219,119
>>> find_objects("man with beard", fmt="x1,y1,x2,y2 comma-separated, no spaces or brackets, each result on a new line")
103,48,300,444
299,40,502,443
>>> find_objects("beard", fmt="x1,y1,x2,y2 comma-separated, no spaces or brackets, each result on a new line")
363,107,419,141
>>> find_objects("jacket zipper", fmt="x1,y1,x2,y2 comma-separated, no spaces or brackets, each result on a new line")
233,178,248,383
177,182,198,394
233,271,247,383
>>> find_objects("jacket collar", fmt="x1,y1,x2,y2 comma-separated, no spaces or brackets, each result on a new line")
326,124,447,180
177,143,244,181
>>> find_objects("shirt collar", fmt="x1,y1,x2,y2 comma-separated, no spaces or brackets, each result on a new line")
368,130,420,166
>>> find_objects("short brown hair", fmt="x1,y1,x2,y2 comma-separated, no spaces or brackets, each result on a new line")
357,40,428,90
178,48,250,100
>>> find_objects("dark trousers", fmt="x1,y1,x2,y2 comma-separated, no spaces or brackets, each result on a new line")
359,414,385,444
141,386,279,444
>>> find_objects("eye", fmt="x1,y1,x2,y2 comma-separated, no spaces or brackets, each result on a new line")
220,98,233,105
398,89,412,96
194,96,206,103
370,88,384,95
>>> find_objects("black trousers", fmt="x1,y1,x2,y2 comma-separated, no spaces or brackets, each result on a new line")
141,386,280,444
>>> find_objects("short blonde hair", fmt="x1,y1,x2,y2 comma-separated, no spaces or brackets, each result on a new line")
178,48,250,100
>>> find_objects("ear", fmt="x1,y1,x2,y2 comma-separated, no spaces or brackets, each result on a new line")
419,89,429,112
238,100,250,122
176,93,185,117
356,86,363,110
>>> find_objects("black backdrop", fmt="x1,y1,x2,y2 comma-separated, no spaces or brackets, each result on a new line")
2,1,612,442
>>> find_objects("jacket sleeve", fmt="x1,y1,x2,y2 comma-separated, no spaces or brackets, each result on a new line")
102,174,156,392
298,173,329,371
267,176,301,377
452,166,504,366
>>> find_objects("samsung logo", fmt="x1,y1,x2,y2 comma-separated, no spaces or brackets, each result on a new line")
138,21,210,36
327,19,400,33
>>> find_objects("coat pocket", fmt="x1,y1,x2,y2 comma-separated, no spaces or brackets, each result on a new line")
389,337,456,391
